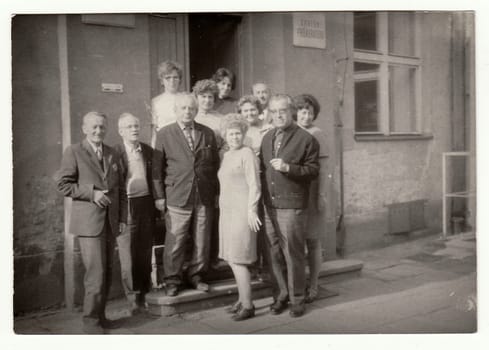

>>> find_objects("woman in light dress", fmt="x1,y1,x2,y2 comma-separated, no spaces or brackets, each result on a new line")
218,114,262,321
212,68,237,115
237,95,274,155
150,60,183,146
293,94,329,303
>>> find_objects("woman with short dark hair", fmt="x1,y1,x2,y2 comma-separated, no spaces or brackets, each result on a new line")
212,67,237,115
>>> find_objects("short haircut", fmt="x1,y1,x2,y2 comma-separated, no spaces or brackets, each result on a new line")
237,95,262,114
212,67,236,90
220,113,249,138
192,79,219,98
174,92,198,111
157,60,183,82
252,82,269,92
293,94,321,121
268,93,297,117
83,111,107,125
118,112,139,129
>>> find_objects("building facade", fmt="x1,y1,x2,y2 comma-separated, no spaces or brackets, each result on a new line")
12,12,475,313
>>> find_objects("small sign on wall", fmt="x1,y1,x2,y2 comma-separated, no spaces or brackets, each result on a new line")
293,13,326,49
101,83,124,93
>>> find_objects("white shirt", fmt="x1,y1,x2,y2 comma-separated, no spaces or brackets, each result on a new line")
123,141,149,198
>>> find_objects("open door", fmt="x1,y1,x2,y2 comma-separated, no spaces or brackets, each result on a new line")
188,14,242,98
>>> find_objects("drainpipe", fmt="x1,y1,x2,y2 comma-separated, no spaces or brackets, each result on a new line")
334,13,349,256
58,14,75,310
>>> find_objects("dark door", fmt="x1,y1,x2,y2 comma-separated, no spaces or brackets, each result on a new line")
188,14,241,97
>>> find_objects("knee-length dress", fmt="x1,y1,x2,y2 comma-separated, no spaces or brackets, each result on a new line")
218,146,261,264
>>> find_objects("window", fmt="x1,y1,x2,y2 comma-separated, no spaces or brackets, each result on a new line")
354,12,422,136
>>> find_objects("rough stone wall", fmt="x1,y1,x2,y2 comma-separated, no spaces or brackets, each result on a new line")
12,15,65,313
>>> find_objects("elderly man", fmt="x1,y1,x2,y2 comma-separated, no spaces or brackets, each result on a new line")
259,94,319,318
54,111,127,334
152,92,219,296
115,113,155,312
252,82,271,122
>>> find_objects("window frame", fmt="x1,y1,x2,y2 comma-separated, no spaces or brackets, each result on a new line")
353,12,423,137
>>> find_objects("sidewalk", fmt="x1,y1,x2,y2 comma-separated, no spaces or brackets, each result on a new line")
14,232,477,334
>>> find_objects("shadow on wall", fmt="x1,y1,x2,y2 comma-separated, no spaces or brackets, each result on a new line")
13,174,65,314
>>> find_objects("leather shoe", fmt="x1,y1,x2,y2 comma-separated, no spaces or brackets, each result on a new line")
166,284,179,297
289,302,305,318
305,287,318,304
190,278,209,292
100,318,120,329
270,299,288,315
225,301,242,314
232,305,255,321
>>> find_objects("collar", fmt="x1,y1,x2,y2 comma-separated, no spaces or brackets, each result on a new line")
86,138,103,153
123,141,141,153
278,122,295,134
177,120,195,130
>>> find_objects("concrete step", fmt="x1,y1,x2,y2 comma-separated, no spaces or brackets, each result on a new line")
146,259,363,316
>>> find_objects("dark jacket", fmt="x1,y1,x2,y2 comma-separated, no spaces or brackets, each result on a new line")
152,122,219,207
259,123,319,209
54,139,127,236
114,141,154,199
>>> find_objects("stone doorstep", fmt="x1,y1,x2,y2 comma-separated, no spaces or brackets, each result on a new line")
146,259,364,316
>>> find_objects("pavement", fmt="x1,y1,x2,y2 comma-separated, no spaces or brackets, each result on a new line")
13,232,477,335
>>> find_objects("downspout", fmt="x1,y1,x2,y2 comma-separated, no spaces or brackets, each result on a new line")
334,13,349,256
57,14,74,310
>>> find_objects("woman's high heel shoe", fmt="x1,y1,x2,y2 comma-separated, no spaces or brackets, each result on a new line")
225,301,242,314
232,305,255,321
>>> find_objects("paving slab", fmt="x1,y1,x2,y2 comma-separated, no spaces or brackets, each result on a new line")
12,232,477,335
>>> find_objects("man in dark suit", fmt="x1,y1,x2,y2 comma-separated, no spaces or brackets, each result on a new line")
54,111,127,333
259,94,319,318
115,113,155,312
153,92,219,296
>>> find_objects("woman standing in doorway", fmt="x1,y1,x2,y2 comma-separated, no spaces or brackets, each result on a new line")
293,94,329,303
218,114,262,321
212,68,237,115
151,60,183,146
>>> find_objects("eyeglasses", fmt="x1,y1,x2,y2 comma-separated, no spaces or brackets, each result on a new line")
163,75,180,81
268,108,290,116
122,124,140,129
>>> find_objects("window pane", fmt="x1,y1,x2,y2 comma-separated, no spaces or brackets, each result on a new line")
388,13,415,56
354,62,379,73
389,65,417,132
355,80,379,132
354,12,377,51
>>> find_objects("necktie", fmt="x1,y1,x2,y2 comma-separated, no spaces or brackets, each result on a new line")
183,126,195,151
95,147,104,170
273,129,284,157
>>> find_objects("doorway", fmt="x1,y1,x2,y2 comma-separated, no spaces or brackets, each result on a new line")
188,14,241,97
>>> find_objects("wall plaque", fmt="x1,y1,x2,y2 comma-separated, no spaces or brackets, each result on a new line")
293,13,326,49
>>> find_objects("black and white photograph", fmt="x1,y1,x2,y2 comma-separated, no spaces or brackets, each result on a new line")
4,0,488,346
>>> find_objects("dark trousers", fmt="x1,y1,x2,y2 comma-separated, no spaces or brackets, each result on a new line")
263,207,307,305
78,220,114,327
163,193,213,286
126,195,155,298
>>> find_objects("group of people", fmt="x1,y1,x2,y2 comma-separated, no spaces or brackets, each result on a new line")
54,60,328,333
